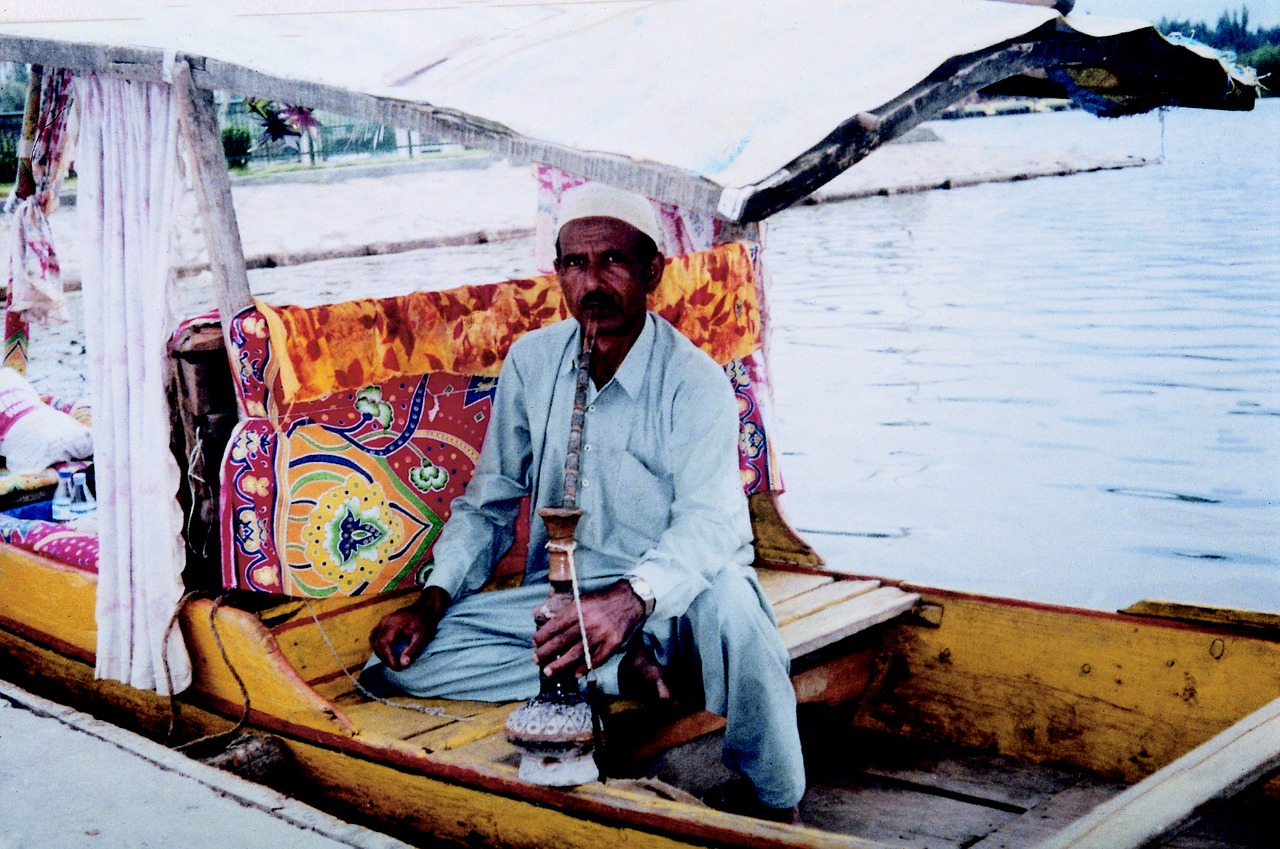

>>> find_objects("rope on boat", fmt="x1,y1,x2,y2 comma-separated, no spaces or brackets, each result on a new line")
162,589,203,745
300,596,474,722
567,554,609,781
182,427,214,562
163,591,253,751
182,593,252,751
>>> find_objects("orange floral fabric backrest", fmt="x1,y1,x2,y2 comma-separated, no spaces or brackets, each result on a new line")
256,242,761,406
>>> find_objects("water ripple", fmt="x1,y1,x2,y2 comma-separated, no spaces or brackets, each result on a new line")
767,102,1280,611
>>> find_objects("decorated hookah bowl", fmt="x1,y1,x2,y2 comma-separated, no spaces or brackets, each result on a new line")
505,679,597,787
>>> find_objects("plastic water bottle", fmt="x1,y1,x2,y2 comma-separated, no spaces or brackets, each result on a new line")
51,468,74,522
70,471,96,519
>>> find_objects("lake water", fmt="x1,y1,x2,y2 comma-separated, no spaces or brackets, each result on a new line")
766,102,1280,612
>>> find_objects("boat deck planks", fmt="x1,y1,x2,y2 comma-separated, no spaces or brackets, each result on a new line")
801,780,1021,849
409,702,519,752
772,579,881,627
967,780,1120,849
433,727,520,769
343,703,450,743
796,728,1097,848
794,727,1279,849
754,569,834,606
1032,695,1280,849
779,585,919,659
859,756,1078,812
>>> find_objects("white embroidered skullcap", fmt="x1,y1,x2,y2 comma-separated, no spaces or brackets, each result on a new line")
556,182,663,248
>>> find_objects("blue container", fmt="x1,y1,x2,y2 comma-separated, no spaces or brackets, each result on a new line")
2,500,53,521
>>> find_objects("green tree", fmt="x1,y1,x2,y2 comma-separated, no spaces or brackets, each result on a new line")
0,63,30,113
1242,44,1280,93
1157,6,1280,56
221,125,253,169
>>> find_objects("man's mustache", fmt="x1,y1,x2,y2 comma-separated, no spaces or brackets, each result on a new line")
579,293,618,312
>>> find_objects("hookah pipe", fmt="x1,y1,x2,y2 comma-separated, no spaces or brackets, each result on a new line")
505,313,606,786
538,308,596,625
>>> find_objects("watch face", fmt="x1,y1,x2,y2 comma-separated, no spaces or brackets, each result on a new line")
629,577,655,614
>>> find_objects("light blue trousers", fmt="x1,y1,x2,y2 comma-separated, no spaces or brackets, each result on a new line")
376,564,805,808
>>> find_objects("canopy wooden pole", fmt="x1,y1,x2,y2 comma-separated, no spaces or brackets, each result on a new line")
172,61,254,359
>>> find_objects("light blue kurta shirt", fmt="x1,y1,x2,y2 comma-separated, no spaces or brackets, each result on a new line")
424,312,754,622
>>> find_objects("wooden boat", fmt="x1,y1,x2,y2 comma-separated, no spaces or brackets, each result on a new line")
0,4,1275,848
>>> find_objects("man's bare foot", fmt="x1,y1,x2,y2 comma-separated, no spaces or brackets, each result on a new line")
617,642,675,703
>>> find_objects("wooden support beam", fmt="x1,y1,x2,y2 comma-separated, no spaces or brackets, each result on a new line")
171,61,254,363
1121,600,1280,637
1032,695,1280,849
0,36,166,82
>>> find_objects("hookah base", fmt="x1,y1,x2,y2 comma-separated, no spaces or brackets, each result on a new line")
506,686,599,787
516,745,599,787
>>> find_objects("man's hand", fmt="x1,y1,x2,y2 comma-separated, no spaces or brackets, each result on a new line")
370,586,451,671
533,579,646,679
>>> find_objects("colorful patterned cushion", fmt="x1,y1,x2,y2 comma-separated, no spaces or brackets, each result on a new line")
0,458,90,503
221,243,775,597
0,511,99,574
223,372,502,595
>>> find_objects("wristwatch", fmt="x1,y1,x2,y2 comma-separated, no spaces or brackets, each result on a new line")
627,575,656,617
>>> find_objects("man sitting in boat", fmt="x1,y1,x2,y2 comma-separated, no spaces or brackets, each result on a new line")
366,183,804,821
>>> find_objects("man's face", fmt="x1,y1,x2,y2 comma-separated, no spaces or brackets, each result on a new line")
554,217,663,339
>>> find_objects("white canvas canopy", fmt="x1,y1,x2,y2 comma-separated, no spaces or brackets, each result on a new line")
0,0,1257,222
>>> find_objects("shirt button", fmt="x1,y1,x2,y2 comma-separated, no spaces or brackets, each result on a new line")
584,444,592,452
582,479,590,488
587,405,596,413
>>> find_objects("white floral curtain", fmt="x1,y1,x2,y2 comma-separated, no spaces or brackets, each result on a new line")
76,72,190,694
4,66,77,373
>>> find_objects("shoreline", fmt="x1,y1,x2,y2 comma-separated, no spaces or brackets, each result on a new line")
0,679,411,848
34,134,1154,292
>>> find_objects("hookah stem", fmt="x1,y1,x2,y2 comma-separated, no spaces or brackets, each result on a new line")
565,313,609,778
561,313,597,510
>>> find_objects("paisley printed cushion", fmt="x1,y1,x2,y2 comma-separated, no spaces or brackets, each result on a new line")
222,372,496,595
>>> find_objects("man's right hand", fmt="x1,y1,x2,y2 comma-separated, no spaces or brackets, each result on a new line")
370,586,451,671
